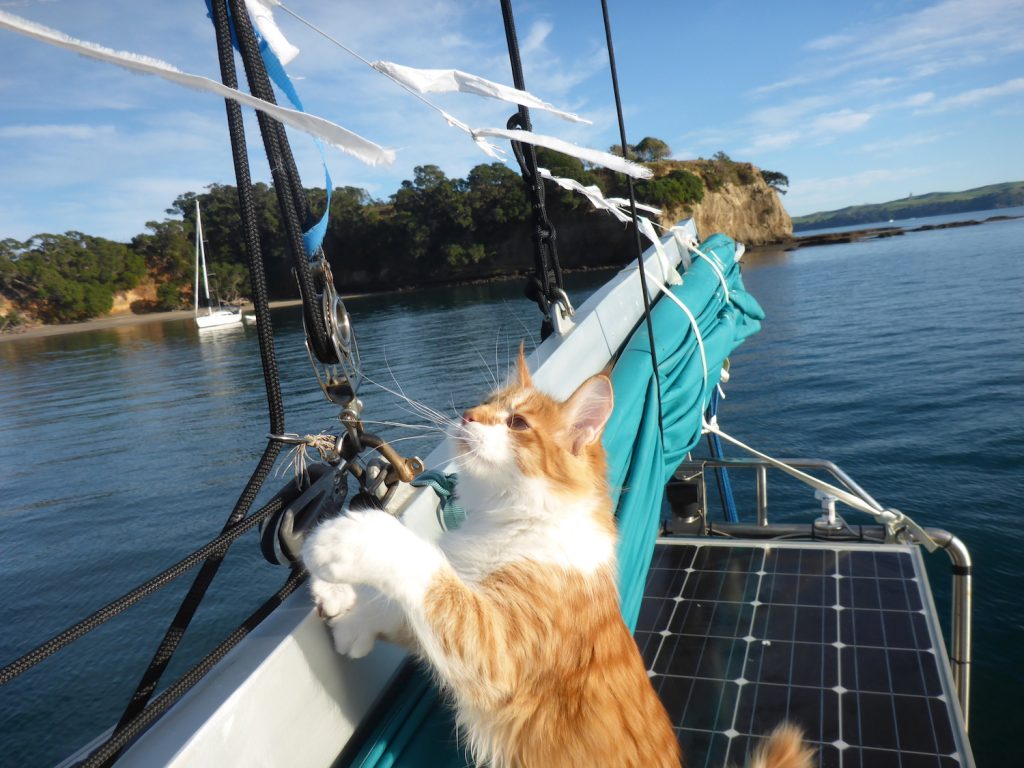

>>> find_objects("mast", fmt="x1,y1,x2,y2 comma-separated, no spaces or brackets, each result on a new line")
194,201,201,315
195,200,213,315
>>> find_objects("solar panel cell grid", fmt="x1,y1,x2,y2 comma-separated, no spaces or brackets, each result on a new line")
640,541,971,768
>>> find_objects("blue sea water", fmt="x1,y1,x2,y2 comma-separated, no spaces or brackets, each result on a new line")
1,213,1022,766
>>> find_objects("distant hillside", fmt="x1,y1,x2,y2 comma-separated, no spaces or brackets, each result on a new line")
792,181,1024,231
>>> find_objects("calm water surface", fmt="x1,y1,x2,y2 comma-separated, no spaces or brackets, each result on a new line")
2,214,1022,766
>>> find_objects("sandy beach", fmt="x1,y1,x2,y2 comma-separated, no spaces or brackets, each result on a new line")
0,300,304,343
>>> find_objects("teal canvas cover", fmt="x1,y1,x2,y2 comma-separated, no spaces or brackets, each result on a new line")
347,233,764,767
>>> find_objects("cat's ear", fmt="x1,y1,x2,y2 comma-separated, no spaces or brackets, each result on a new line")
563,375,614,455
516,342,532,388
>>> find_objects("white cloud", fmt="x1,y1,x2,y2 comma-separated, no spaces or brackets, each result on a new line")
810,110,872,134
737,105,873,156
751,0,1024,95
785,167,930,214
856,132,944,155
0,123,115,140
805,33,855,51
923,77,1024,112
903,92,935,108
521,20,553,59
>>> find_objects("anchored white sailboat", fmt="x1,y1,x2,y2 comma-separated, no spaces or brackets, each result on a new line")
193,201,241,329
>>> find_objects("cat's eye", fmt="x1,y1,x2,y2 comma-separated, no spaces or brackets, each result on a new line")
506,414,530,431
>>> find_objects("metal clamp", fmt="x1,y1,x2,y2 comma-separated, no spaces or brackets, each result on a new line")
549,287,576,336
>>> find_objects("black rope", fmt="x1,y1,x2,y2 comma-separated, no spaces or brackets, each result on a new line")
112,0,290,730
499,0,563,340
0,496,284,687
76,570,307,768
599,0,665,441
227,0,338,365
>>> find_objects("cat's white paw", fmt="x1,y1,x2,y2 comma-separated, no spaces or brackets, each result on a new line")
328,607,379,658
303,510,404,587
309,577,357,620
318,585,407,658
303,509,445,603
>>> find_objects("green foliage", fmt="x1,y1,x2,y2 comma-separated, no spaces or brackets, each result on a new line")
608,137,672,163
0,143,779,326
1,232,141,322
636,170,704,208
761,170,789,194
156,281,186,310
465,163,529,226
633,137,672,163
207,261,248,302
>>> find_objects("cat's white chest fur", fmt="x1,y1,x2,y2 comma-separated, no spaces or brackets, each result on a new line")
445,475,616,581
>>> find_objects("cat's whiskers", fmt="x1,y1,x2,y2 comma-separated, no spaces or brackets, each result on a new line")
377,349,460,427
362,370,458,429
470,344,499,391
355,417,444,433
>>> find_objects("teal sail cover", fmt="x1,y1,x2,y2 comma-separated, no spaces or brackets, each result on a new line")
348,233,764,766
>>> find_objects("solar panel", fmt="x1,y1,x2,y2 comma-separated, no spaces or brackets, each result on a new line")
636,540,974,768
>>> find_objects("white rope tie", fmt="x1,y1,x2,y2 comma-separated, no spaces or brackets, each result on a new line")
642,268,708,405
271,432,339,486
669,227,694,272
683,236,730,303
637,217,682,286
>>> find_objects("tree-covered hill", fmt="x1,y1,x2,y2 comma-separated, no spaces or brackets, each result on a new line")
2,141,783,328
792,181,1024,231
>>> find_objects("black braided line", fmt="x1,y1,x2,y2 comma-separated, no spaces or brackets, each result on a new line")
77,570,307,768
499,0,562,339
112,0,292,728
114,442,282,728
599,0,666,440
227,0,337,365
0,496,284,687
215,0,285,434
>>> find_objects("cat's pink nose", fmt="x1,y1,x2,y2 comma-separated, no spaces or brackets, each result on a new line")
461,411,477,424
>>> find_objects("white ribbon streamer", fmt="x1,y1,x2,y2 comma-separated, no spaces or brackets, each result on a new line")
538,169,630,223
245,0,299,65
606,197,662,216
474,128,653,179
372,61,590,124
0,10,395,167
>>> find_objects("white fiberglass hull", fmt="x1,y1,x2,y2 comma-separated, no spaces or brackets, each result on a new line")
195,309,242,329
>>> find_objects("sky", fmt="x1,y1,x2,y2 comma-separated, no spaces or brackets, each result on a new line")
1,0,1022,242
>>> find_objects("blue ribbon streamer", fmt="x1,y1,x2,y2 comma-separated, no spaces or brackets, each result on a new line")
205,0,332,259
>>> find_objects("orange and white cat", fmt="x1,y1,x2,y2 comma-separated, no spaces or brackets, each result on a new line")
303,351,813,768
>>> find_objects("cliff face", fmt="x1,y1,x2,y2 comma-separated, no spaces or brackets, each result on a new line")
665,174,792,246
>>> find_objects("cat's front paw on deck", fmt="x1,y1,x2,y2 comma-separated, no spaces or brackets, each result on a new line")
309,577,357,619
302,509,446,603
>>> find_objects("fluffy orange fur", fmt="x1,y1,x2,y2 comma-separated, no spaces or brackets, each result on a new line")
309,348,814,767
748,724,817,768
417,356,679,766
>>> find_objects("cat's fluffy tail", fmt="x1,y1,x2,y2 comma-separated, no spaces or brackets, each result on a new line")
746,724,816,768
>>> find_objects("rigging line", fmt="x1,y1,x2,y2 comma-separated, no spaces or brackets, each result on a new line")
0,494,286,687
599,0,665,444
500,0,564,340
79,570,308,768
115,0,295,730
228,0,340,366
